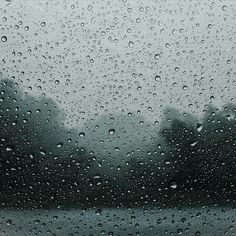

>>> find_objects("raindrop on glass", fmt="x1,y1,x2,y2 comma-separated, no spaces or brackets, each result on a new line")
79,132,85,138
169,181,178,189
1,36,7,42
108,129,115,135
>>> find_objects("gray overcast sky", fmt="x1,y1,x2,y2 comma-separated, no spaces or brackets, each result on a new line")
0,0,235,165
0,0,235,125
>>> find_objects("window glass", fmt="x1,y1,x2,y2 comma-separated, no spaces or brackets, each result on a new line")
0,0,235,235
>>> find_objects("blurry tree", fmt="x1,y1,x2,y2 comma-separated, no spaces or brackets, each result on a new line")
0,79,90,208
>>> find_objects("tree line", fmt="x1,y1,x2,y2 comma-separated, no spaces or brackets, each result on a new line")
0,79,235,209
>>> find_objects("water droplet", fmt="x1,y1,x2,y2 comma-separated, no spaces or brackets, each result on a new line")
137,86,142,91
108,129,115,135
127,8,132,12
222,5,227,11
154,54,160,59
155,75,161,82
169,181,178,189
94,174,101,179
128,41,134,48
6,145,13,151
208,24,212,29
1,36,7,42
95,209,102,215
57,142,63,148
87,5,93,11
196,124,203,132
190,141,198,146
40,150,46,156
6,219,12,225
177,228,183,234
40,22,46,27
79,132,85,137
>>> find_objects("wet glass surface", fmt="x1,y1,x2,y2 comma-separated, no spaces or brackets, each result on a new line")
0,0,235,235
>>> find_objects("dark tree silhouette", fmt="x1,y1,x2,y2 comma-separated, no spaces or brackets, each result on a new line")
0,78,235,209
125,105,236,207
0,79,91,209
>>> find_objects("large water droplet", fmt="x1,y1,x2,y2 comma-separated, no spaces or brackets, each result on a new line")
190,141,198,146
196,124,203,132
6,219,12,225
40,22,46,27
6,145,13,151
1,36,7,42
128,41,134,48
137,86,142,91
155,75,161,82
154,53,160,59
40,150,46,156
57,142,63,148
222,5,227,11
79,132,85,137
169,181,178,189
108,129,115,135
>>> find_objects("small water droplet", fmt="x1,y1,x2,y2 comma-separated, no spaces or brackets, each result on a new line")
79,132,85,137
87,5,93,11
94,174,101,179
